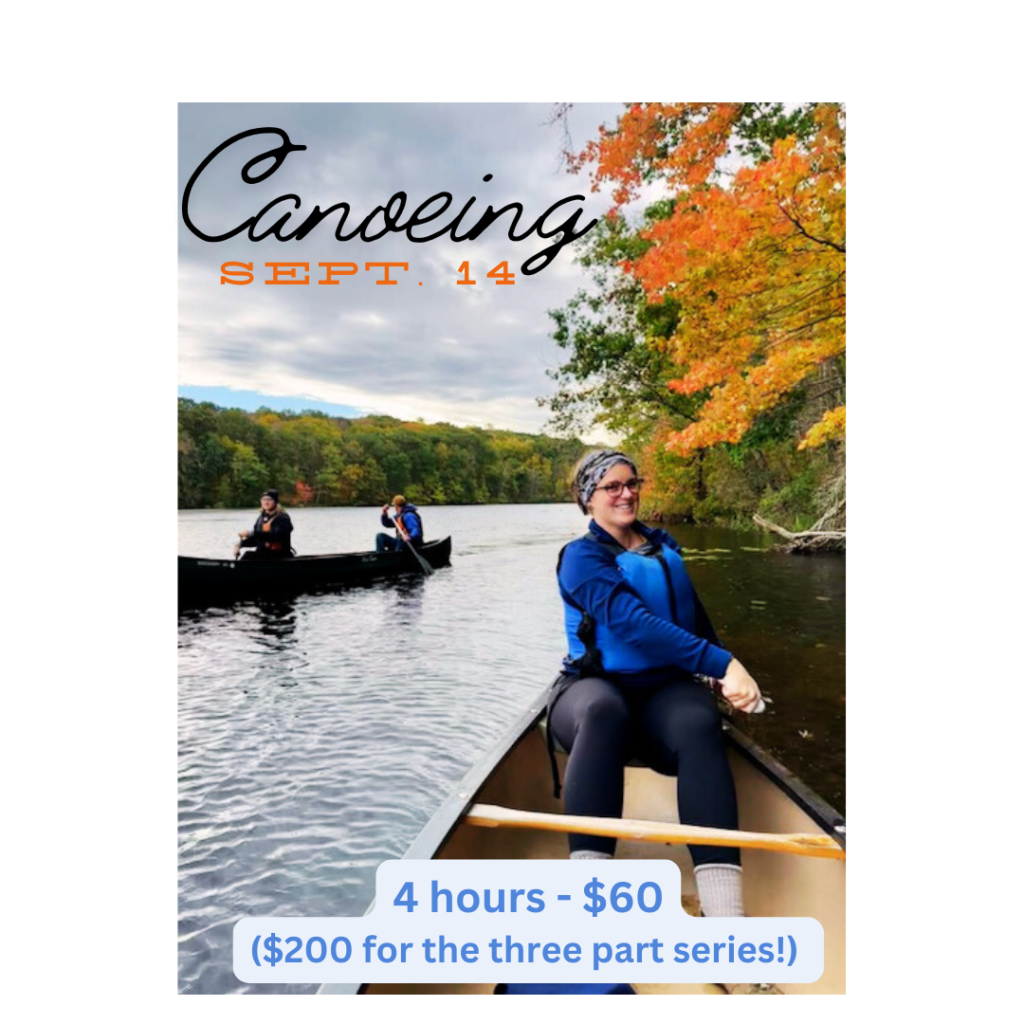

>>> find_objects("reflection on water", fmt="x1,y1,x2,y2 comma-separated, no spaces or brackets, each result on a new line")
178,505,844,994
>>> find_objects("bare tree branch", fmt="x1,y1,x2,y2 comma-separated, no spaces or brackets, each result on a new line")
776,202,845,253
543,103,575,171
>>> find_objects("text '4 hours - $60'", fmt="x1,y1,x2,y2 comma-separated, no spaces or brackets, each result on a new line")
391,878,663,917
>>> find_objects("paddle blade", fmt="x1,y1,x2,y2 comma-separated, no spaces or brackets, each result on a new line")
410,546,434,575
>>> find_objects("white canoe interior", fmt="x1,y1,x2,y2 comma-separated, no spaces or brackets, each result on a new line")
363,721,845,996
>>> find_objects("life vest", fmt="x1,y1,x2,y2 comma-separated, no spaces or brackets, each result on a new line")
395,506,422,543
255,509,286,552
560,534,698,676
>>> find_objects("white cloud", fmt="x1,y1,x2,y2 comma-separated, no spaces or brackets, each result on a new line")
342,312,389,327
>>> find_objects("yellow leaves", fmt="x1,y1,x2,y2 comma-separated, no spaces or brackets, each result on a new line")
798,407,846,450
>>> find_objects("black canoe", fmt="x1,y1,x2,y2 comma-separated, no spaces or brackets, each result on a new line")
319,691,846,996
178,536,452,602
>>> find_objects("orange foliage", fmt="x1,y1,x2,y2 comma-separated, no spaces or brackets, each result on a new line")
291,480,315,505
574,103,845,454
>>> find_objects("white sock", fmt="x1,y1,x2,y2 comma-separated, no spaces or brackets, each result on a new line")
570,850,612,860
694,863,744,917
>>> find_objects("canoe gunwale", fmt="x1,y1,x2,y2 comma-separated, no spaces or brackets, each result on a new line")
722,720,845,848
402,688,554,862
178,536,452,602
179,536,451,570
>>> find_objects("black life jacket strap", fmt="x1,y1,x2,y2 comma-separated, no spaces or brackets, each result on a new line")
545,673,577,800
558,536,608,680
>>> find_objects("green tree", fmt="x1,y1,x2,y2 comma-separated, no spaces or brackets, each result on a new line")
217,437,268,507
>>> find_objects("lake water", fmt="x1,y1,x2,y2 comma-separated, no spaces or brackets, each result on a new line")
178,503,845,994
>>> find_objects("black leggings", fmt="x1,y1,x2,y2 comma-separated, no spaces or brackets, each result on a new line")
549,675,740,867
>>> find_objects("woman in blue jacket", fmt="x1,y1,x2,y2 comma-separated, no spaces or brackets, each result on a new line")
552,450,763,920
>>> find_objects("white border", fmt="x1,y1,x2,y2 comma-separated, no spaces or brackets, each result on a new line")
13,1,994,1018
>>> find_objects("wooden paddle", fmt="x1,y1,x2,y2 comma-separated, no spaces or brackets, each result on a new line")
465,804,845,860
405,541,435,576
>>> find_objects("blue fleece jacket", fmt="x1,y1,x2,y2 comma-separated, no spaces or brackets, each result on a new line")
557,519,733,681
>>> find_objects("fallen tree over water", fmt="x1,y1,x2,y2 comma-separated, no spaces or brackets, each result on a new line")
754,474,845,553
754,476,846,555
753,514,845,554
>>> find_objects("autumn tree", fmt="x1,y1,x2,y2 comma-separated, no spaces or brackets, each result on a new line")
572,102,845,456
291,480,314,505
542,201,718,505
543,201,698,437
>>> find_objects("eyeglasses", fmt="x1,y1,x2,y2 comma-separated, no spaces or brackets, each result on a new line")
593,477,645,498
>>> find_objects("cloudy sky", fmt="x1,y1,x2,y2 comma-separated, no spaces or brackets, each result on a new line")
178,103,636,435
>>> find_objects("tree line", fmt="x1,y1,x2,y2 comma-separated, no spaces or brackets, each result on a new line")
178,399,586,509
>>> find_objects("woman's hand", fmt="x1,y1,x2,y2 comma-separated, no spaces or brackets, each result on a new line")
720,658,763,713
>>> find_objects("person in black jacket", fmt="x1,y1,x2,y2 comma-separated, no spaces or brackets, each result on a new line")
236,489,294,559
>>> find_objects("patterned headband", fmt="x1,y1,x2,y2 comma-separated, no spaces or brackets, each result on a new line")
575,450,637,511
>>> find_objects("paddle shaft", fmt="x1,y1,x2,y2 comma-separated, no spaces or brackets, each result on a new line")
466,803,845,860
